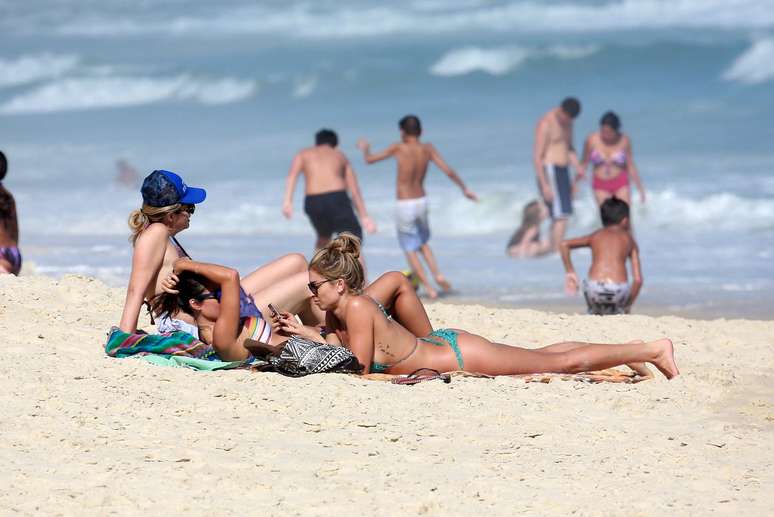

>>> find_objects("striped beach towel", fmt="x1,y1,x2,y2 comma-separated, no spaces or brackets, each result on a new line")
105,326,219,360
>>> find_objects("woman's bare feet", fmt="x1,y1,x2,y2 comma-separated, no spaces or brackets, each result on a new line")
648,338,680,379
625,340,653,379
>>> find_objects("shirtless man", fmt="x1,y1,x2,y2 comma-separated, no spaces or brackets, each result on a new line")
534,97,584,251
357,115,477,298
283,128,376,250
559,197,642,315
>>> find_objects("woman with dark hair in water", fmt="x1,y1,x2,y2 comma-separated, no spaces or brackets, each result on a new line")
580,111,646,207
0,151,22,276
274,233,679,379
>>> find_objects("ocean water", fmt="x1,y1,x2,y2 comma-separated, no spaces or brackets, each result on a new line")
1,0,773,318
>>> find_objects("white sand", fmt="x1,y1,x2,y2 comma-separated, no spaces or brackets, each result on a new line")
1,274,772,515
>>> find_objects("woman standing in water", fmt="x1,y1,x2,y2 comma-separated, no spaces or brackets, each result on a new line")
580,112,646,207
0,151,22,276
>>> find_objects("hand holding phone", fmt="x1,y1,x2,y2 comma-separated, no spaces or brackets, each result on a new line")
267,303,280,318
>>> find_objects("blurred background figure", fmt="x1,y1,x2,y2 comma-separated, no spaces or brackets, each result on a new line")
0,151,22,275
116,159,139,189
506,200,551,258
580,111,646,208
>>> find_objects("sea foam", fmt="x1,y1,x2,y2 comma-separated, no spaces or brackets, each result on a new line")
430,45,599,77
0,75,257,114
17,0,774,39
0,54,80,88
723,38,774,84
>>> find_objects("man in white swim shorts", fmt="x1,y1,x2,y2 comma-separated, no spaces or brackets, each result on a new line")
358,115,477,298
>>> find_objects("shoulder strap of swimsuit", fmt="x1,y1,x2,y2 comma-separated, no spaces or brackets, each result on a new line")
170,236,192,258
364,294,391,320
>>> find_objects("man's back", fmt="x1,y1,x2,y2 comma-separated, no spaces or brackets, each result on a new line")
298,145,348,195
589,226,634,283
392,141,432,199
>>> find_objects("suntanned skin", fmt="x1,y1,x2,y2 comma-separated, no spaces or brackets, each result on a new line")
119,210,324,334
283,143,376,249
533,106,584,251
356,131,477,298
559,217,643,310
0,184,19,274
580,127,646,207
169,259,290,358
119,213,194,333
278,267,678,379
272,270,433,342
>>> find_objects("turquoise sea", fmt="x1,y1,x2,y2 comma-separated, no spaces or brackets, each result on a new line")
1,0,773,318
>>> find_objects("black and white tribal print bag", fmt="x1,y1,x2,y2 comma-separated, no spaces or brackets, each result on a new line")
268,335,363,377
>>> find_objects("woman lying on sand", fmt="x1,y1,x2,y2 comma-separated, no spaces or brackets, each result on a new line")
118,170,323,345
275,233,680,378
152,259,434,361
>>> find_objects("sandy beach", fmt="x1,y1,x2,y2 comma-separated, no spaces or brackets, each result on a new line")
0,273,771,515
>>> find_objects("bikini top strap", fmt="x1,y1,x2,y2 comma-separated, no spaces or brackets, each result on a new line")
364,294,392,320
170,236,191,259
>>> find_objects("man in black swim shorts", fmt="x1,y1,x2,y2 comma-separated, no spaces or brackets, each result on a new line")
282,129,376,249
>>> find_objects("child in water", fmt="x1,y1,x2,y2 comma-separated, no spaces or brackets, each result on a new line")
506,200,551,258
560,197,642,315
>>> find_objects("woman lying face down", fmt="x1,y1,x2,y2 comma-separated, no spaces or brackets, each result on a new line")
274,233,679,379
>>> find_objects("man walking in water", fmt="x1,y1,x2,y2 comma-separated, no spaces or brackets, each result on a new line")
357,115,477,299
533,97,584,251
283,129,376,250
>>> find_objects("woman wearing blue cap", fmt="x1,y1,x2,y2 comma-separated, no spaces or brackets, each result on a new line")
118,170,325,344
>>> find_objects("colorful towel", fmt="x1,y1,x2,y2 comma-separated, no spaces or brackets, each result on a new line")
138,354,246,370
105,326,219,360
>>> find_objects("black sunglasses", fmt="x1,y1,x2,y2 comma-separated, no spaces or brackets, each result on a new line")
307,279,332,296
179,204,195,215
195,291,217,301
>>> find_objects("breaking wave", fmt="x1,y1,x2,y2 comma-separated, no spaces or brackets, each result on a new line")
0,75,257,114
430,44,599,76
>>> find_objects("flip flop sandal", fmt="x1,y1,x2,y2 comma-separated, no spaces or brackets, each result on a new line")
391,368,451,385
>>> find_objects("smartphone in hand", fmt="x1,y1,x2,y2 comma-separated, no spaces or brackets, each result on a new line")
267,303,280,318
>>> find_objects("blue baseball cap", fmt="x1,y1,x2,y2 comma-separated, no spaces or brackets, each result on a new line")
140,170,207,207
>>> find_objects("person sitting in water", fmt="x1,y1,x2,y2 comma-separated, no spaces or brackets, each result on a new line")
506,200,551,258
118,169,325,343
559,197,642,315
273,233,678,379
0,151,22,276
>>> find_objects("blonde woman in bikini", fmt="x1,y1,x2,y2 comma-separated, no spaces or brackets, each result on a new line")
275,233,679,379
118,170,324,344
580,111,646,208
